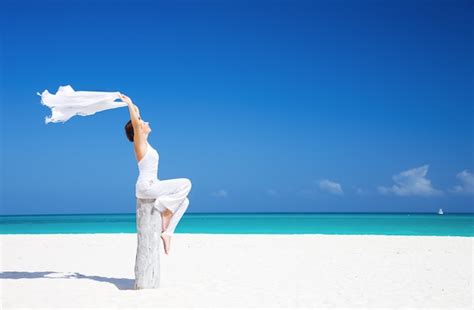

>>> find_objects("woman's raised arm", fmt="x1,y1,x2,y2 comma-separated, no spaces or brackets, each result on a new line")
120,93,141,130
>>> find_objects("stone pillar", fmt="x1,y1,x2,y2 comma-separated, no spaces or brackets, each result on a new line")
134,198,161,289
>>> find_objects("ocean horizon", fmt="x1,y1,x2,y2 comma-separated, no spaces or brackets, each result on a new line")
1,212,472,236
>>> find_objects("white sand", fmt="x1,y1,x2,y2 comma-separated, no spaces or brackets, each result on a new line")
1,233,472,309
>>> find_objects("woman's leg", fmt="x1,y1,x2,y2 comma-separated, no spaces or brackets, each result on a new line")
136,178,192,214
162,197,189,237
136,178,191,247
153,178,192,214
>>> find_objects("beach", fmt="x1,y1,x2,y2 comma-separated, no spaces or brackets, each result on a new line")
1,233,472,309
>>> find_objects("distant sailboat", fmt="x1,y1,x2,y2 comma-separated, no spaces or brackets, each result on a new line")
438,208,444,215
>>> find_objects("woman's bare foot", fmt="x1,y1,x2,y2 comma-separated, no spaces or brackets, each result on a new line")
161,209,173,233
161,234,171,255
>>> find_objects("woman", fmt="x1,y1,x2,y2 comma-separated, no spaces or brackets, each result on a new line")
120,93,192,255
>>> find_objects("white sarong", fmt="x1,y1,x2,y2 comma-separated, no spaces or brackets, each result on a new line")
37,85,127,124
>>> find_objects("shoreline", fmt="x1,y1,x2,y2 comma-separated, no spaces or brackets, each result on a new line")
1,232,473,237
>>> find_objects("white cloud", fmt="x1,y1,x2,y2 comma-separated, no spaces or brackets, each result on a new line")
211,189,228,198
377,165,442,197
319,179,343,195
450,170,474,194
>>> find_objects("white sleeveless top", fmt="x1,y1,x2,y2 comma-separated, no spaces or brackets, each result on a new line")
136,141,160,183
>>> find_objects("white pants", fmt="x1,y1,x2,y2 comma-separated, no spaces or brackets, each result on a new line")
136,178,192,236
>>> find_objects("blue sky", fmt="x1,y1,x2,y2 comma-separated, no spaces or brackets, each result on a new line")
1,0,473,215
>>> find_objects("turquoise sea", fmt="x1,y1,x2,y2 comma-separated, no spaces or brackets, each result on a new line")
0,213,472,236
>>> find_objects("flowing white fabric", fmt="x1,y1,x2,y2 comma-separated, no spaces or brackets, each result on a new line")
37,85,127,124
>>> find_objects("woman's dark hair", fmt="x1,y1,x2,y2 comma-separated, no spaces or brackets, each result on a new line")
124,120,134,142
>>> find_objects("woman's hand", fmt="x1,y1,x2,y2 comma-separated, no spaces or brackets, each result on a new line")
119,93,133,106
123,93,141,127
